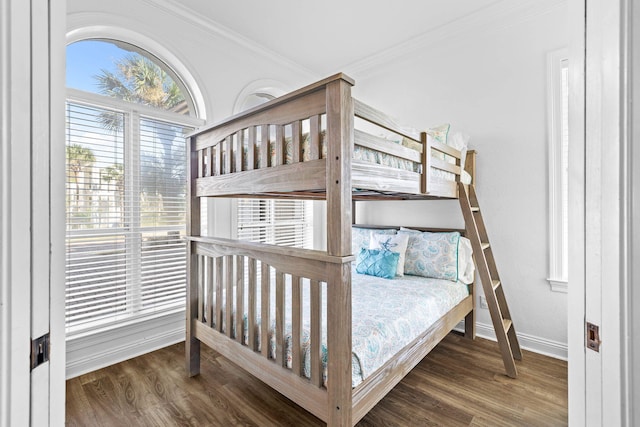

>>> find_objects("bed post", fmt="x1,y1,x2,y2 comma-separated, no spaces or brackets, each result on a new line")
186,134,201,376
325,75,354,426
465,149,476,185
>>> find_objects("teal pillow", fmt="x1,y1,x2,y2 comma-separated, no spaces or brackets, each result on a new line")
355,248,400,279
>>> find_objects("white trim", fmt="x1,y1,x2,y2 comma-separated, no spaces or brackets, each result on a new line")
455,321,568,361
1,1,33,425
567,0,586,423
66,22,208,120
548,279,569,293
65,311,185,379
66,88,205,128
628,1,640,424
49,1,67,425
547,48,569,293
0,0,12,423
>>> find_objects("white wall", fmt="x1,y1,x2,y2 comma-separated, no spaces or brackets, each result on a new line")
350,5,568,357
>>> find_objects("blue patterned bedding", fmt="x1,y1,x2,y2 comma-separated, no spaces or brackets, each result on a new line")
214,267,469,388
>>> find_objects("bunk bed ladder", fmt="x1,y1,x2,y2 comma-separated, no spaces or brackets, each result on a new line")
458,182,522,378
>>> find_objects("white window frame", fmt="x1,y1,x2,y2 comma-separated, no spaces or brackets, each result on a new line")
547,48,569,292
64,61,205,375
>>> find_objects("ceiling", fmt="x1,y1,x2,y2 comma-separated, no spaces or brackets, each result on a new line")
169,0,502,75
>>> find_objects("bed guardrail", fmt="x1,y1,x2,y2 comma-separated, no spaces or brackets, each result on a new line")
185,235,355,422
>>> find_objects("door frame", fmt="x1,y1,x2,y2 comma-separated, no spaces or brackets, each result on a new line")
568,0,635,425
0,0,65,426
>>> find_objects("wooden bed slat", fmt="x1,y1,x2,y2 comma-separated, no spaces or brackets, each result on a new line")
235,255,244,343
225,255,233,338
431,157,462,175
275,125,285,166
224,136,232,175
309,115,320,160
421,131,430,194
431,139,462,159
292,121,302,163
354,129,421,163
197,149,204,178
260,125,270,169
353,98,421,142
235,130,244,173
291,275,303,376
197,255,204,322
248,258,257,351
195,159,327,198
247,126,256,171
310,279,322,387
215,257,223,332
215,144,222,177
206,256,213,327
260,262,270,358
275,271,285,366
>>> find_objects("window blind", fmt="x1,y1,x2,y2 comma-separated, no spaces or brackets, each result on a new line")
237,199,312,248
65,102,190,334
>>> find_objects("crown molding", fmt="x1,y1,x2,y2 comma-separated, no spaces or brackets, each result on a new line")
342,0,568,77
138,0,319,80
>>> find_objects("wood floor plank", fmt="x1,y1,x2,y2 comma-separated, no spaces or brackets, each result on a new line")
66,333,567,426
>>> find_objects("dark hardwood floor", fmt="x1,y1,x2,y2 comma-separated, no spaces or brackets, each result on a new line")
66,333,567,426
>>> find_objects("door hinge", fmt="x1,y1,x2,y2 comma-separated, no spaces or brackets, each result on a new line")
31,333,50,370
586,322,601,352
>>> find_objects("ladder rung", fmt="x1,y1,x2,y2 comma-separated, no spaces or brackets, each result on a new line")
471,207,480,212
492,279,501,290
503,318,513,333
481,242,490,250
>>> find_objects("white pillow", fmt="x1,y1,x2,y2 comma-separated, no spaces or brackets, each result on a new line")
369,232,409,276
457,237,475,284
446,130,470,172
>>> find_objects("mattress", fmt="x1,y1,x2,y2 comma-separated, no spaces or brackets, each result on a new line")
210,267,469,388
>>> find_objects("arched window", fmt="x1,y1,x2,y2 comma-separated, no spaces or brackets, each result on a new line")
65,39,204,336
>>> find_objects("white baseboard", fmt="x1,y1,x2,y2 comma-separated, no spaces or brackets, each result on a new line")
455,321,568,361
66,311,185,379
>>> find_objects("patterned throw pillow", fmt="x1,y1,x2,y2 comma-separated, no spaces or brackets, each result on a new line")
355,248,400,279
427,123,450,145
398,229,460,281
351,227,396,253
369,232,409,276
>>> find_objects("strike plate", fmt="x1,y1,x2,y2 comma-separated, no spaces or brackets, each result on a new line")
31,333,50,370
586,322,601,352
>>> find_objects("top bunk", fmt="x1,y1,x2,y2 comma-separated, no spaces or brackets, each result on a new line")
188,73,475,201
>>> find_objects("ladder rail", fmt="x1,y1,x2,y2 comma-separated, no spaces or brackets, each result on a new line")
458,182,522,378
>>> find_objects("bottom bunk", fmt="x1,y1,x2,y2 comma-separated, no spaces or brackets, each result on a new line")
186,226,476,425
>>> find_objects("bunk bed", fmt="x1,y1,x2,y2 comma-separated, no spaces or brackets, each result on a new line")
185,73,502,426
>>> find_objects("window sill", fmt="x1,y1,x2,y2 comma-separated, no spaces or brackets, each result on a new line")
547,278,568,293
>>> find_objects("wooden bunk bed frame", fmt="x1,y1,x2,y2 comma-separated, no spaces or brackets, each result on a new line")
185,73,511,426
